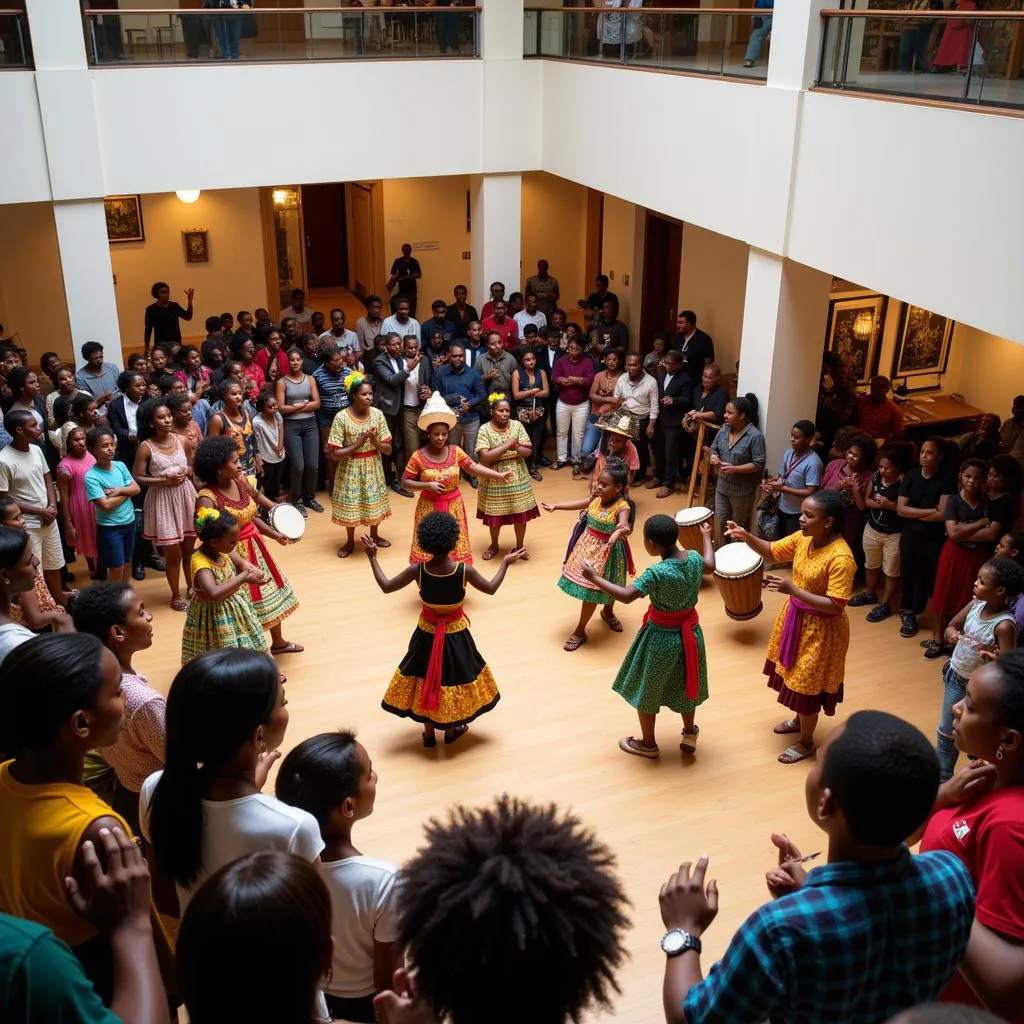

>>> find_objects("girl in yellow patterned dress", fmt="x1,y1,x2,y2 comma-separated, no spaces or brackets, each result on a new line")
403,392,514,566
181,508,270,665
542,458,634,652
327,373,392,559
724,489,855,764
475,394,539,560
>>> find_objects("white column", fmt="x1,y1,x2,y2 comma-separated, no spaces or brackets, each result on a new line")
765,0,829,90
482,0,524,60
736,250,832,467
53,202,123,369
470,174,522,308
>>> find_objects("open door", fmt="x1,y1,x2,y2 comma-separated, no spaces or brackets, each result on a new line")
638,211,683,353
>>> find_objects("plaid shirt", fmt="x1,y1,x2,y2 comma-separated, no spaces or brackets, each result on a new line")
683,848,974,1024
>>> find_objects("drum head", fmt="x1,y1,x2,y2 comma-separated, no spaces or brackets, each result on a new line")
271,503,306,540
714,542,762,577
675,506,712,526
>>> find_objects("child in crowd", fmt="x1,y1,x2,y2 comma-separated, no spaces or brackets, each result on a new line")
582,513,715,758
168,391,203,464
276,732,400,1023
55,393,99,459
55,425,98,579
591,412,640,495
68,581,162,834
0,497,70,633
995,529,1024,643
253,391,286,501
543,458,634,651
182,507,269,664
208,380,257,482
933,557,1021,780
84,426,140,583
821,433,875,567
849,445,909,622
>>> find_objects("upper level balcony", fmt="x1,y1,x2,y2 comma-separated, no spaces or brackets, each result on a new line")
0,8,31,68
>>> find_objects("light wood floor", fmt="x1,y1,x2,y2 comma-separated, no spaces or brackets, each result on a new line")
128,462,943,1022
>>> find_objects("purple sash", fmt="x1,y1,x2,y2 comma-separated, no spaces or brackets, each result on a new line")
778,596,828,670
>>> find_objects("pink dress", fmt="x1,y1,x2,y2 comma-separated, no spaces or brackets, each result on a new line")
56,452,98,559
141,436,198,546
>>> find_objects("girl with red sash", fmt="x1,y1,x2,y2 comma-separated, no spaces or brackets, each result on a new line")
582,513,715,759
725,490,855,764
364,511,524,748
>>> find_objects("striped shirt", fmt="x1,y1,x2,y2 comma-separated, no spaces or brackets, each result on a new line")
313,366,352,416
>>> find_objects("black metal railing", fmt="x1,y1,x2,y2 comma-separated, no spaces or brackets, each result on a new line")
0,10,31,69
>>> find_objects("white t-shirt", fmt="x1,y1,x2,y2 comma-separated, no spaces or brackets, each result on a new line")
280,305,314,325
403,360,423,408
321,855,400,998
319,329,360,353
139,770,325,913
0,444,49,528
0,621,36,668
514,310,548,336
381,314,421,341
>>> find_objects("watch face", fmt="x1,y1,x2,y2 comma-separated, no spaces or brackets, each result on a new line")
661,929,686,954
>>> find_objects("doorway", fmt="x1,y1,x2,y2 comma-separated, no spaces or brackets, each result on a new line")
638,212,683,352
302,183,348,289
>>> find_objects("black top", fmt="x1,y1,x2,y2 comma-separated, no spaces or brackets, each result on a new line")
868,471,902,534
692,383,728,425
986,493,1017,538
144,301,190,345
446,303,479,338
671,328,715,384
585,290,619,315
420,562,465,606
390,256,421,295
899,467,957,539
592,318,629,355
656,369,693,428
944,492,988,549
201,335,228,367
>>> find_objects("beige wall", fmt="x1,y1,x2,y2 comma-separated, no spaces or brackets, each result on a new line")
381,176,473,311
110,189,267,352
521,172,587,314
0,204,73,365
600,195,644,339
944,324,1024,419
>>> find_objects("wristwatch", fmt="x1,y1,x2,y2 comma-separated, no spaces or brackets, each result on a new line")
661,928,701,957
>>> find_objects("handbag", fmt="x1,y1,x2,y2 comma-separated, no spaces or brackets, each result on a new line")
756,486,780,541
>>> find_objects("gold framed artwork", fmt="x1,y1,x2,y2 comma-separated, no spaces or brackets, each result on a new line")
183,229,209,264
103,195,144,243
893,304,954,380
825,294,887,386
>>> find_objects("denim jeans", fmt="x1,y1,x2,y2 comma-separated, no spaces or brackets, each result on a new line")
213,13,241,59
283,416,319,503
745,16,772,61
937,660,967,782
581,413,603,458
556,400,590,465
899,26,930,72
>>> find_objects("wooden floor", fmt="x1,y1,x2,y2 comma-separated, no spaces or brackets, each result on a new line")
129,461,943,1022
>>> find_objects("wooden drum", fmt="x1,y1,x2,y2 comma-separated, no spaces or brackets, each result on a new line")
713,542,764,621
675,506,714,553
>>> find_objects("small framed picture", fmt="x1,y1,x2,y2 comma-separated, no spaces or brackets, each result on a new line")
183,229,209,264
893,305,954,380
104,195,144,243
825,294,887,386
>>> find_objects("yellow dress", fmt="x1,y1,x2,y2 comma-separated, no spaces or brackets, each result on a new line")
764,532,855,715
328,407,392,527
404,445,475,565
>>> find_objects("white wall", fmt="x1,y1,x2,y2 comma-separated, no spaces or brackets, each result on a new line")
944,324,1024,419
0,76,51,204
521,172,587,311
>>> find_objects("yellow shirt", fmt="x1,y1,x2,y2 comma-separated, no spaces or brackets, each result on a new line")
0,761,129,947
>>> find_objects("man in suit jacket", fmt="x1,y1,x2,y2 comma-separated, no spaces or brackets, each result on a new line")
647,349,693,499
671,310,715,385
372,333,415,497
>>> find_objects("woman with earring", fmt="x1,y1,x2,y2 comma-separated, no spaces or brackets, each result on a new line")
0,524,43,667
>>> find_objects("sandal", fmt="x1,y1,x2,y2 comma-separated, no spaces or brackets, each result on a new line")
563,633,588,652
601,609,624,632
773,718,800,735
619,736,659,759
923,640,948,660
270,641,305,655
530,469,543,482
170,597,188,612
336,544,354,559
374,536,391,548
655,486,674,499
680,725,700,753
778,743,815,765
482,545,498,561
444,724,468,745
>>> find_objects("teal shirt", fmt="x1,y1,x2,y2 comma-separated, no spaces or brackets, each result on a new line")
84,462,136,527
0,913,119,1024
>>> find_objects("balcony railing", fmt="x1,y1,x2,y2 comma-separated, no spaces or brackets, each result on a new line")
0,10,31,69
82,6,479,66
817,8,1024,112
524,7,770,82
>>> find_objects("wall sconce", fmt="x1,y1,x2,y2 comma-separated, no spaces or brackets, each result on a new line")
271,188,299,209
852,310,876,340
175,189,201,204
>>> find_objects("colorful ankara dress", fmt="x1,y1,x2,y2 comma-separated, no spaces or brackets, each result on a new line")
405,445,475,565
328,406,392,527
558,496,634,605
474,420,539,527
764,532,855,716
197,479,298,631
141,437,197,547
381,563,499,729
181,549,269,664
612,553,708,715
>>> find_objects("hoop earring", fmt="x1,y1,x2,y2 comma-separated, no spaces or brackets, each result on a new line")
996,749,1004,761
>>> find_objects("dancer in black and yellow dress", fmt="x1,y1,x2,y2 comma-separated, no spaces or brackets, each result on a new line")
362,511,524,747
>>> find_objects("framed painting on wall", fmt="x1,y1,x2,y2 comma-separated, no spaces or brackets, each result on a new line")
183,229,209,264
104,195,144,243
893,304,954,380
825,294,887,385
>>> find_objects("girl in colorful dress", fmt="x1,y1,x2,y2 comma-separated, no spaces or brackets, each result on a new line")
543,457,634,652
182,508,270,665
56,426,98,579
582,513,714,759
328,373,392,559
194,435,303,655
207,380,258,484
820,433,875,568
363,511,524,748
403,392,513,567
725,489,855,764
475,393,539,560
133,398,197,611
591,411,640,495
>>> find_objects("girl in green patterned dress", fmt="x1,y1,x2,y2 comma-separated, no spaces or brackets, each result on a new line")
542,459,634,652
582,513,715,759
181,508,270,665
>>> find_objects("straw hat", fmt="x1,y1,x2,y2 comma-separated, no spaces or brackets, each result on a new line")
597,409,639,440
417,391,458,432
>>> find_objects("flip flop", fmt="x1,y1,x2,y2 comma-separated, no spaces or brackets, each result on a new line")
482,547,498,561
336,546,354,559
374,537,391,548
444,724,468,745
170,597,188,612
656,487,674,499
563,633,588,652
270,642,305,655
601,610,624,632
778,743,815,764
619,736,659,759
773,718,801,735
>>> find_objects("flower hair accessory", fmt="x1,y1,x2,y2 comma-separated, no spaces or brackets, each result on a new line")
488,392,508,406
345,371,366,395
195,507,221,529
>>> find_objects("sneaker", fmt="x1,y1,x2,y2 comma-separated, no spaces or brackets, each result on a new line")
899,611,918,638
849,591,878,608
743,59,755,68
294,500,308,519
305,498,325,514
680,726,700,754
866,602,891,623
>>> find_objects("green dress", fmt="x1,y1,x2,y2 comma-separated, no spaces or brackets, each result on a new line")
611,553,709,715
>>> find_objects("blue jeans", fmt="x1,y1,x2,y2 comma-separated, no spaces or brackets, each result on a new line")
899,26,930,72
745,16,772,62
937,660,967,782
581,414,603,458
213,14,241,59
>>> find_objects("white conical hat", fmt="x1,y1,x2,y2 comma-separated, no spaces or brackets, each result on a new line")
417,391,458,432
